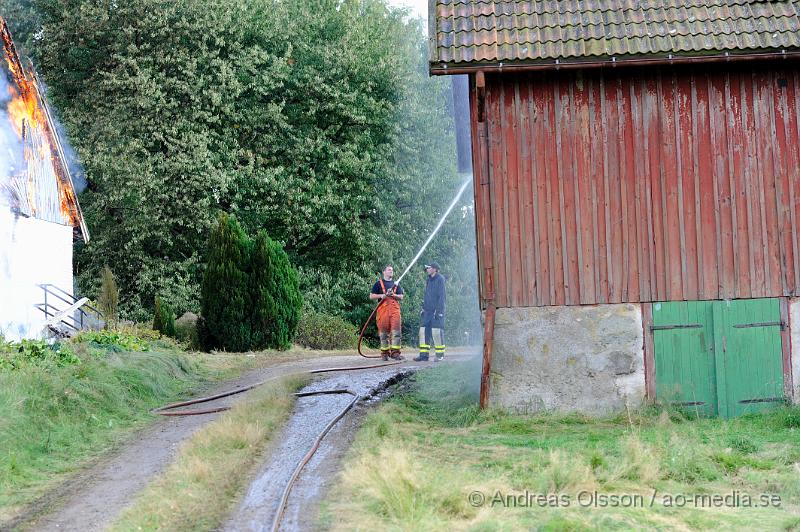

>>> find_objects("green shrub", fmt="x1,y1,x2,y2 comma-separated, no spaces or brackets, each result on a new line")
201,214,252,351
175,312,200,350
201,215,302,351
71,329,150,352
0,339,80,371
97,265,120,328
250,231,302,350
295,310,357,350
153,296,177,338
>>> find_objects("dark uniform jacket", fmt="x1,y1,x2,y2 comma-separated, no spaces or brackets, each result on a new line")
421,273,446,328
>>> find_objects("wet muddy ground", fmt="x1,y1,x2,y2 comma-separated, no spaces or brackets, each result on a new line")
225,365,420,532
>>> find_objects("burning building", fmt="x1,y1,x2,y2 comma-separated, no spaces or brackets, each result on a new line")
0,17,90,341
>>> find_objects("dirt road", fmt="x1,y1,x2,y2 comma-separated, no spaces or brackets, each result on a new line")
10,354,398,532
225,365,420,532
10,351,475,532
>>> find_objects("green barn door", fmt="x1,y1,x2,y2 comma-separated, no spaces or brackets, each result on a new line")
652,301,717,416
716,298,785,418
652,298,785,418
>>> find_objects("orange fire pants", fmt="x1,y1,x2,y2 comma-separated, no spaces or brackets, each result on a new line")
377,300,402,353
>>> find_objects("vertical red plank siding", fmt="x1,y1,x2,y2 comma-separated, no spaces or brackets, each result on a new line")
471,65,800,307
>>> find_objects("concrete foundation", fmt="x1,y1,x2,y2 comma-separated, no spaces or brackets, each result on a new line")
789,299,800,404
488,303,645,415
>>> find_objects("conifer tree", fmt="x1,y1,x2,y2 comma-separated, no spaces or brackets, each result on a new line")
97,265,119,329
251,232,302,350
153,296,176,338
201,214,251,351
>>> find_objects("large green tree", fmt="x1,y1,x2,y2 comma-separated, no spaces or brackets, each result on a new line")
3,0,480,341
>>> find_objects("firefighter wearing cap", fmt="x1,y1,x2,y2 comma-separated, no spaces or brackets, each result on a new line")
415,262,446,361
370,265,405,361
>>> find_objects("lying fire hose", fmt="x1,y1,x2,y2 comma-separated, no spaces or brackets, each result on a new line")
151,361,398,416
271,387,359,532
152,361,400,531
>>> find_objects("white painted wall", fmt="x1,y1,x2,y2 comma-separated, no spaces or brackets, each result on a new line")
0,209,73,341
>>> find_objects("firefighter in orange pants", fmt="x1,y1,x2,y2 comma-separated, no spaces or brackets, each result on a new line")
370,265,405,361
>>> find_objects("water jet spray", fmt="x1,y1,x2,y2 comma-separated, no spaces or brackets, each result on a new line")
358,173,473,358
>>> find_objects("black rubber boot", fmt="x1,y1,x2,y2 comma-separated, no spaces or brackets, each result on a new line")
413,354,429,362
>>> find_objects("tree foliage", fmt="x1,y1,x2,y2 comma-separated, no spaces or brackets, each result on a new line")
2,0,481,343
201,214,301,351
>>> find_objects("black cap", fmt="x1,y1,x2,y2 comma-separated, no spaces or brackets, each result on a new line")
424,262,441,271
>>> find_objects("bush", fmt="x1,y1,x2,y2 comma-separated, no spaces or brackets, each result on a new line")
153,296,176,338
250,231,302,350
201,214,252,351
0,339,80,371
71,329,151,352
295,310,357,350
201,215,302,351
175,312,200,350
97,265,120,328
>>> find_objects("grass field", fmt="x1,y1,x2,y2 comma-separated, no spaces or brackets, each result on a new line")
322,358,800,531
0,330,350,524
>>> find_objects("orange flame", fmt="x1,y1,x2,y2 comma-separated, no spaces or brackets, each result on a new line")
2,19,78,226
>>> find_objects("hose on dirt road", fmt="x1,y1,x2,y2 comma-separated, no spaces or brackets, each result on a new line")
151,360,399,416
151,360,405,531
271,387,359,532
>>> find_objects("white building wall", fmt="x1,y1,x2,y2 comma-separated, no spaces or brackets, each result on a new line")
0,209,73,341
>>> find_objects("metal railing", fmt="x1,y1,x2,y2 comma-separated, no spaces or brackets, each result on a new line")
35,284,104,334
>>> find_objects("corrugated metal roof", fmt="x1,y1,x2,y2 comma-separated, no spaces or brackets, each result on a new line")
430,0,800,67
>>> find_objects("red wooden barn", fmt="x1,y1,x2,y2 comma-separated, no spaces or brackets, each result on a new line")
429,0,800,416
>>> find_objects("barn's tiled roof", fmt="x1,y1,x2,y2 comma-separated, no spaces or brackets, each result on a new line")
430,0,800,67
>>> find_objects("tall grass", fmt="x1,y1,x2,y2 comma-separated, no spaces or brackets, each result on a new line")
323,359,800,531
0,348,207,522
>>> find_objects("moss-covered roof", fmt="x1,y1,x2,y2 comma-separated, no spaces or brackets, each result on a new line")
430,0,800,67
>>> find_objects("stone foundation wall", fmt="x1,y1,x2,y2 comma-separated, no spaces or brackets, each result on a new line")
789,299,800,404
488,303,645,415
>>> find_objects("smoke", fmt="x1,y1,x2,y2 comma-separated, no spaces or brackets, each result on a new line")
0,69,25,211
40,78,87,194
